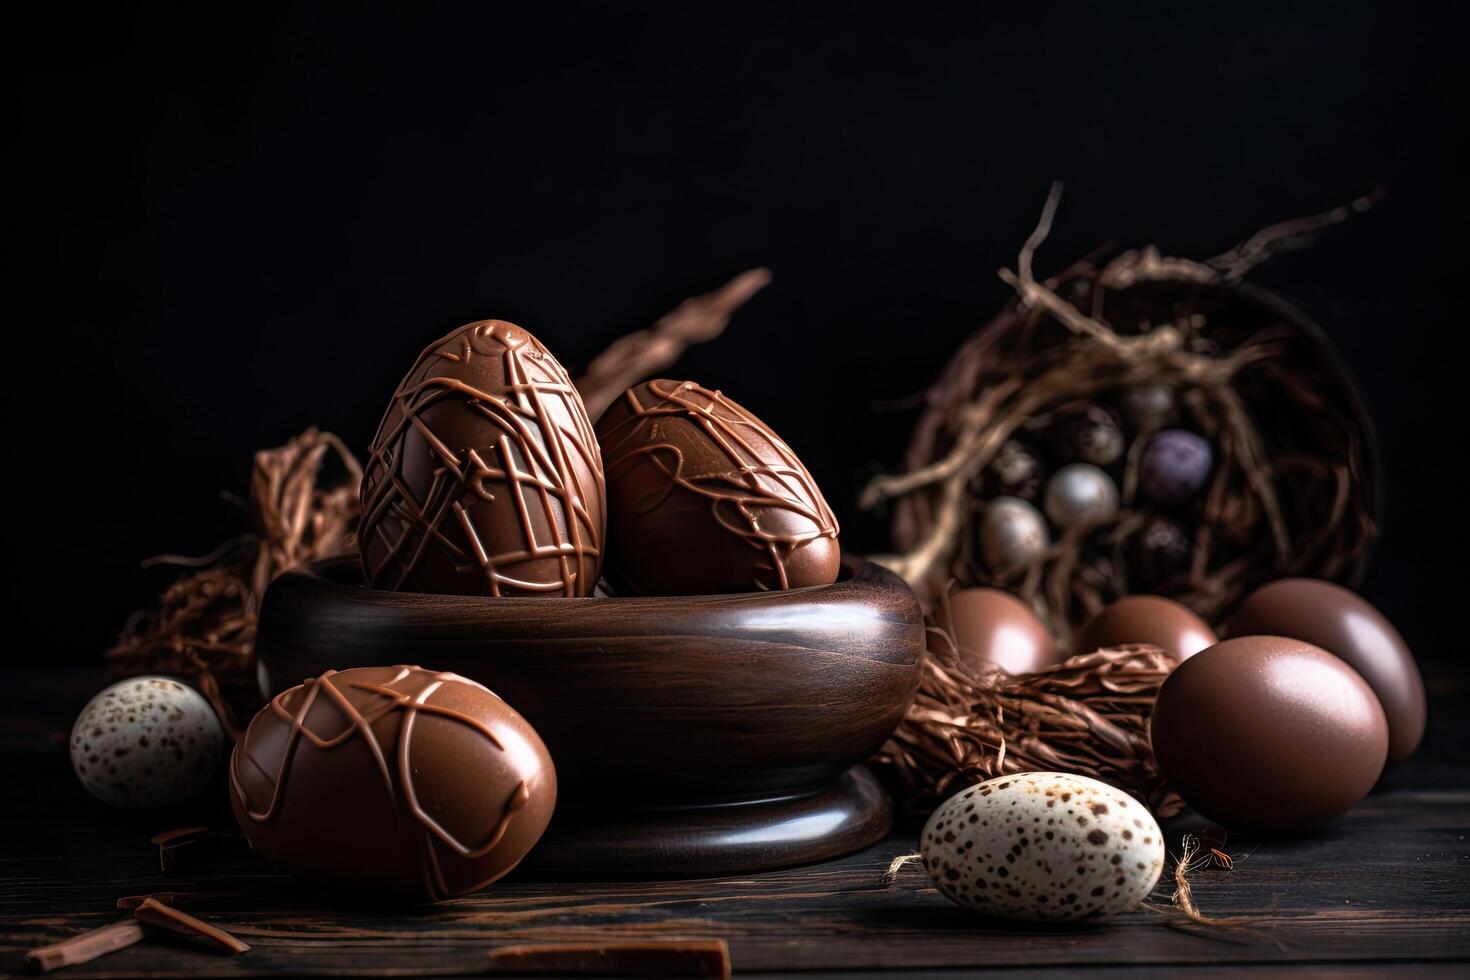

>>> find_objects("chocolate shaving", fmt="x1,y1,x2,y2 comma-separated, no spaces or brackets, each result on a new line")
133,897,250,955
116,892,178,910
151,826,210,872
488,940,731,978
25,920,146,973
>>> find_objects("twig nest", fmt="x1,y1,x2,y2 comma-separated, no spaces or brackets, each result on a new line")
873,240,1378,642
921,772,1165,921
870,193,1379,822
71,677,226,809
979,497,1050,575
1044,464,1118,529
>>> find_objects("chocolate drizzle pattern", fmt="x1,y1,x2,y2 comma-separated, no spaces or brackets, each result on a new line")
229,665,555,900
596,380,840,594
360,320,604,597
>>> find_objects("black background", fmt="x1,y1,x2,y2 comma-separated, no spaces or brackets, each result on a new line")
6,2,1463,675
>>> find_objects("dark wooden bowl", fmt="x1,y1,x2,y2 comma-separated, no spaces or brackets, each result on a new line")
256,554,924,876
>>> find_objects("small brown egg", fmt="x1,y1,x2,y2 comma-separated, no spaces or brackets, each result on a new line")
1150,636,1389,831
948,588,1061,675
1223,578,1425,765
1074,595,1218,661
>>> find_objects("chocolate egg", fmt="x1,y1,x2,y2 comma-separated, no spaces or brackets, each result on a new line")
595,379,840,595
230,666,556,901
360,320,605,597
979,497,1050,576
1150,636,1388,831
1074,595,1217,661
949,588,1060,675
1223,579,1425,765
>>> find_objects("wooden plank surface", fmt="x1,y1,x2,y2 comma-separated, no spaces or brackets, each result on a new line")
2,671,1467,976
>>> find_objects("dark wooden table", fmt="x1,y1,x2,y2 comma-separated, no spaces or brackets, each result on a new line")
3,669,1468,978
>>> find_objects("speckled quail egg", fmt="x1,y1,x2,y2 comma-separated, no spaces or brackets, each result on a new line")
921,772,1165,921
70,676,226,809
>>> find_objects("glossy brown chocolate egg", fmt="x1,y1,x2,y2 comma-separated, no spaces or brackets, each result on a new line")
1150,636,1388,831
949,588,1061,674
230,666,557,901
360,320,604,597
595,379,840,595
1223,578,1425,765
1074,595,1218,662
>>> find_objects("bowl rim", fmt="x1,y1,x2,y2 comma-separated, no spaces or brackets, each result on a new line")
287,551,909,609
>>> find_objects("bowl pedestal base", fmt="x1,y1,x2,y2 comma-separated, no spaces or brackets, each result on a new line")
524,767,892,877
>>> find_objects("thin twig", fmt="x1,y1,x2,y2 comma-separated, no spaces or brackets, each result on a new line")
1208,188,1384,280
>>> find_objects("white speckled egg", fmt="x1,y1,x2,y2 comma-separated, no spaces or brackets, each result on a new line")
921,772,1165,921
70,676,226,809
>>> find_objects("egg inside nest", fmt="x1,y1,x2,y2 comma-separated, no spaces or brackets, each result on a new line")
920,772,1165,921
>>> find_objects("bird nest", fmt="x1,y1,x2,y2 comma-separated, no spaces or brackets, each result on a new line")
874,635,1183,823
865,187,1379,817
864,187,1379,649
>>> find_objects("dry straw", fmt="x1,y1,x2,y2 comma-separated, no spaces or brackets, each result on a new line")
873,629,1183,821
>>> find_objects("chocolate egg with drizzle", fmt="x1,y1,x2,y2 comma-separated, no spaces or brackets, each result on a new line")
229,666,556,901
596,379,841,595
360,320,605,597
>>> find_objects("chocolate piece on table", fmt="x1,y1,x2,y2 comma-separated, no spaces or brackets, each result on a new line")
596,379,840,595
488,940,731,978
360,319,605,597
133,897,249,954
116,893,178,910
230,665,556,901
25,921,146,973
151,826,209,872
